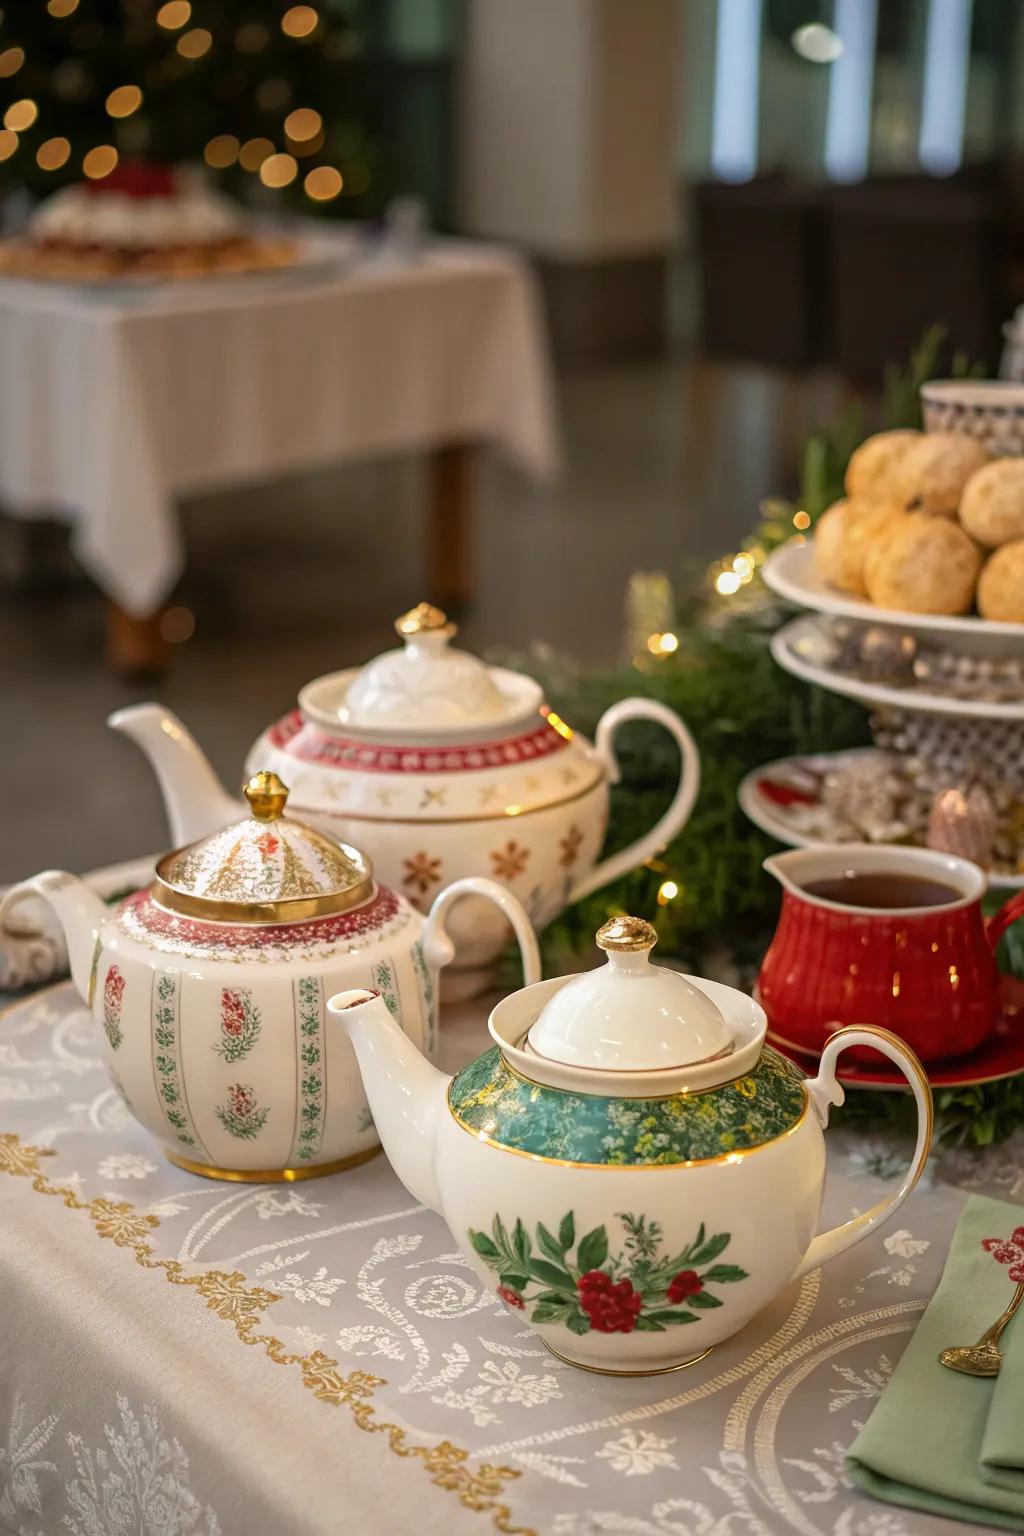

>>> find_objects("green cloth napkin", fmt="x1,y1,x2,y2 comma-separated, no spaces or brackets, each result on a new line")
848,1194,1024,1530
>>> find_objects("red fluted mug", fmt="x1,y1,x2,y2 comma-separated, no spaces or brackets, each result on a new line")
758,844,1024,1064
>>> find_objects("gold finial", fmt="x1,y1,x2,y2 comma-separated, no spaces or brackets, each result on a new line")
596,915,658,953
244,771,289,822
395,602,455,639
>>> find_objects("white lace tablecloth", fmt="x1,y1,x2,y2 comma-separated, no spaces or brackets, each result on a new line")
0,978,1016,1536
0,238,559,615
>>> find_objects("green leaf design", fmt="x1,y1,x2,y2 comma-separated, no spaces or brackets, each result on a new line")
645,1308,699,1325
531,1302,570,1325
536,1222,567,1263
704,1263,748,1283
498,1269,530,1291
513,1218,531,1267
559,1212,576,1251
470,1230,500,1261
577,1226,609,1274
565,1311,590,1336
528,1258,576,1292
690,1232,731,1266
634,1316,667,1332
687,1291,724,1309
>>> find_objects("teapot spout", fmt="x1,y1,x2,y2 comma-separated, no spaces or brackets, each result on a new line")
327,988,450,1215
0,871,106,1001
108,703,240,845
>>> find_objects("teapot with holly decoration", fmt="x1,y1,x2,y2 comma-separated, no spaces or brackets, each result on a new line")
327,916,932,1375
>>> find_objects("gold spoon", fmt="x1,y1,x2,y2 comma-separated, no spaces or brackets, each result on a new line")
939,1281,1024,1377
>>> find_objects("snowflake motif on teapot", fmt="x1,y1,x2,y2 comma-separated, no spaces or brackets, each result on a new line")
468,1211,747,1337
490,841,531,882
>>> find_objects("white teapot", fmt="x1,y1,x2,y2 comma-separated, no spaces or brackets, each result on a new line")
108,602,699,993
0,773,538,1182
326,917,932,1375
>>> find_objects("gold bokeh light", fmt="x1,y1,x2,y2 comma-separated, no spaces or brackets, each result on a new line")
177,27,212,58
284,107,322,141
0,47,25,78
106,84,142,118
239,136,274,171
156,0,191,29
204,134,240,169
4,100,38,133
37,136,71,170
259,152,298,188
47,0,79,14
282,6,318,38
83,144,118,179
304,165,343,201
0,130,18,163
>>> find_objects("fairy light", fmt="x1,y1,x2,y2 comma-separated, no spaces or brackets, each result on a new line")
156,0,191,28
204,134,240,169
657,880,680,905
239,137,274,171
36,136,71,170
733,552,755,577
4,100,38,133
259,152,298,188
82,145,118,179
47,0,79,14
304,165,343,201
105,84,143,118
0,129,18,162
792,510,811,530
715,570,742,596
0,47,25,78
284,107,322,141
177,27,213,58
290,128,324,157
282,5,319,38
646,631,679,656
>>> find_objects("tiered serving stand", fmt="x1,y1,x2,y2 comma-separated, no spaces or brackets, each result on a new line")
742,537,1024,1090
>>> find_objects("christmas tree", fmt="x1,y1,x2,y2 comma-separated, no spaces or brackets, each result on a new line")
0,1,380,213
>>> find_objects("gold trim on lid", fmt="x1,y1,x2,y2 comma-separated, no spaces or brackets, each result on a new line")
395,602,455,638
596,915,658,953
243,770,289,822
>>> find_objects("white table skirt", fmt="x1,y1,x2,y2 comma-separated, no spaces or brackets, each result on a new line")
0,241,559,615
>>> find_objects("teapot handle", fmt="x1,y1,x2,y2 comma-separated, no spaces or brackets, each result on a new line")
986,889,1024,953
791,1026,933,1283
568,699,700,904
421,876,541,987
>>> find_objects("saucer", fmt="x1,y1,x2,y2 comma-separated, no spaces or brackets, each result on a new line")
768,1008,1024,1092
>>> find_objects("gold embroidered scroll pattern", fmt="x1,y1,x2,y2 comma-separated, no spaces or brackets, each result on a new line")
0,1133,532,1536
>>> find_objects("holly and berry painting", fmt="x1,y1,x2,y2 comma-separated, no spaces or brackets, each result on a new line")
468,1211,747,1336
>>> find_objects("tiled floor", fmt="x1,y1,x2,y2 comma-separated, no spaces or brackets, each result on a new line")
2,353,851,881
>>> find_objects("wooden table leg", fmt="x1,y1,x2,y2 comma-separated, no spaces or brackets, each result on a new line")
106,601,169,678
428,444,475,611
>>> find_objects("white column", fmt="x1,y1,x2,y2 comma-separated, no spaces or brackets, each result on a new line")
825,0,879,182
919,0,973,175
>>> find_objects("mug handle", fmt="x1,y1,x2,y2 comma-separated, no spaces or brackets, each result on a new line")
421,876,541,987
986,890,1024,953
791,1026,933,1282
569,699,700,904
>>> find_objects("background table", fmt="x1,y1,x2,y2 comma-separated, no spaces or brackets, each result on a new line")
0,238,559,668
0,977,1019,1536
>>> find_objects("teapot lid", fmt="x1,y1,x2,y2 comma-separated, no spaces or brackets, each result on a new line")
525,917,733,1074
153,771,373,924
299,603,544,739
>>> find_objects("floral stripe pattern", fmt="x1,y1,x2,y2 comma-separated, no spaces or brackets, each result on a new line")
213,987,262,1063
411,940,437,1056
101,965,125,1051
372,958,400,1022
151,971,206,1155
291,975,326,1163
215,1084,270,1141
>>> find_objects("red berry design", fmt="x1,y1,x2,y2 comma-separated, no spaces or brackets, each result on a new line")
982,1227,1024,1285
496,1285,525,1310
667,1269,703,1304
221,990,246,1036
577,1271,644,1333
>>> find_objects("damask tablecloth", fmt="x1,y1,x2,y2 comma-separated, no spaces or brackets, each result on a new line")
0,238,558,615
1,977,1017,1536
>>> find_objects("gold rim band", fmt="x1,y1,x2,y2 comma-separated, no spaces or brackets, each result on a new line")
542,1339,714,1376
150,873,376,925
165,1145,381,1182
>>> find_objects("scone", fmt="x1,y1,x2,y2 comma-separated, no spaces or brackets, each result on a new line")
814,498,906,595
845,430,921,502
977,541,1024,623
893,432,989,518
959,459,1024,548
864,513,981,614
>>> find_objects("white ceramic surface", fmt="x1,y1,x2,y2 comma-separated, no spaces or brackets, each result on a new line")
763,539,1024,652
771,614,1024,722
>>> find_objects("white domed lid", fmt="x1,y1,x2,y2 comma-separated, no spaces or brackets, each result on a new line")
301,603,543,739
526,917,734,1074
